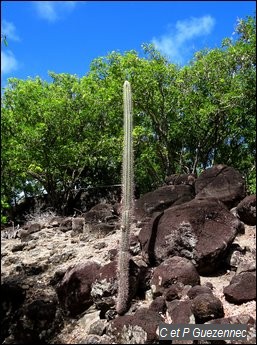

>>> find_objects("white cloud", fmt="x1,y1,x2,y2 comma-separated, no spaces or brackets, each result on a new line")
152,15,215,64
1,20,20,41
1,21,20,75
33,1,78,22
1,50,18,75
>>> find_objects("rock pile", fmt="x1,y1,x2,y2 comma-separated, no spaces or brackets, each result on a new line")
1,165,256,344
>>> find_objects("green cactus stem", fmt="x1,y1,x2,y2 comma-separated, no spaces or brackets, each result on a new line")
116,80,134,315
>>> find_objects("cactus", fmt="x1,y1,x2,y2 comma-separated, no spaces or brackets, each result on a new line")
116,80,134,315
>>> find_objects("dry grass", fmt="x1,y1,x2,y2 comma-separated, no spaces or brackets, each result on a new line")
25,210,57,227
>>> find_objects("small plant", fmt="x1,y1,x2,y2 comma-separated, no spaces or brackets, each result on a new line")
116,81,134,315
25,210,56,227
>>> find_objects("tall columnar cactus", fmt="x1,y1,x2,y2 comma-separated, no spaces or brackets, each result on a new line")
116,80,134,315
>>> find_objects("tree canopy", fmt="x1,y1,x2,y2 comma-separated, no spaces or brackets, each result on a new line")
1,14,256,220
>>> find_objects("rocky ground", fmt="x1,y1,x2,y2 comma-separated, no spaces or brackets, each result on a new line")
1,214,256,344
48,223,256,344
1,165,256,344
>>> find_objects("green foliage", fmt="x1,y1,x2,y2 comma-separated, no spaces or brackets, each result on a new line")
1,14,256,216
1,197,10,224
1,73,122,212
175,14,256,189
246,167,256,194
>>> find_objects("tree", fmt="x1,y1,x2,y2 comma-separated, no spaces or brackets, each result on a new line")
176,14,255,190
85,46,183,188
1,73,121,213
1,14,255,218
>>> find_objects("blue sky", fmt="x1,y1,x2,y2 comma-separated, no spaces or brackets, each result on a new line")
1,1,255,87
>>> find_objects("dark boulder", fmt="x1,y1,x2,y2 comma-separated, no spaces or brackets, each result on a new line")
191,293,224,323
164,282,185,301
187,285,213,299
236,195,256,225
25,298,57,335
195,164,246,208
148,197,242,274
150,256,200,297
106,307,163,344
223,271,256,304
166,300,194,324
135,185,194,221
206,314,256,344
56,261,101,316
1,282,26,343
149,296,166,314
59,217,72,232
83,203,119,236
83,203,117,223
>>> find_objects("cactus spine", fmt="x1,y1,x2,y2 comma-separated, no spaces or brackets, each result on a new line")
116,80,134,315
